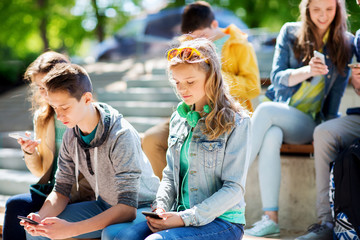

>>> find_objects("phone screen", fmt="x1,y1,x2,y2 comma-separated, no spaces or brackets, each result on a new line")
142,211,162,219
313,50,325,64
17,215,39,225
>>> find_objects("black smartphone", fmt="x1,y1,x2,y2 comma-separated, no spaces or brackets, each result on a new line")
142,211,162,219
17,215,40,225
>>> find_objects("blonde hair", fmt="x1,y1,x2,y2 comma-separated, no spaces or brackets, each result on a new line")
24,51,70,126
295,0,350,73
167,38,244,140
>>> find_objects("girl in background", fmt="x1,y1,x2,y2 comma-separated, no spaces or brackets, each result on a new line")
245,0,354,238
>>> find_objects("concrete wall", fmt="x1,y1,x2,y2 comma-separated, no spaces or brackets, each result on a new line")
245,155,317,231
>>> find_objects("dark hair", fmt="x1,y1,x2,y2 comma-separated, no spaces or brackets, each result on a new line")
294,0,351,74
24,51,70,126
43,63,93,101
181,1,215,34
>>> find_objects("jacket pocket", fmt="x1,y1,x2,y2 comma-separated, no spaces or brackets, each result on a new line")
199,141,224,168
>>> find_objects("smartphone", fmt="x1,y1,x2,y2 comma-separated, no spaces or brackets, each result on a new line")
142,211,162,219
17,215,40,225
9,132,40,143
348,63,360,68
313,50,325,64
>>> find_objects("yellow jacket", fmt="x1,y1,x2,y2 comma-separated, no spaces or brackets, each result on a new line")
24,110,94,202
221,24,261,113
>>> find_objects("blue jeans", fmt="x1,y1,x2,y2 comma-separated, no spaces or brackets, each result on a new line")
113,218,244,240
3,192,46,240
251,102,316,211
25,197,150,240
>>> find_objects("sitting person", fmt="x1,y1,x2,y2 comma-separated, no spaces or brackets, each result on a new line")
245,0,354,237
296,13,360,240
22,63,159,240
3,51,93,240
113,38,251,240
142,0,260,180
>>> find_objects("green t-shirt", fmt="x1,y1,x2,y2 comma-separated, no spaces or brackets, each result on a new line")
177,129,245,224
80,125,98,145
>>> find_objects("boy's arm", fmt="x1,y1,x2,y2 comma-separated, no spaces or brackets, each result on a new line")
38,191,70,219
221,42,261,100
37,203,136,239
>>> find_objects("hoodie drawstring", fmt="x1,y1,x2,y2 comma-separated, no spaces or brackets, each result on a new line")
75,143,79,191
94,147,99,200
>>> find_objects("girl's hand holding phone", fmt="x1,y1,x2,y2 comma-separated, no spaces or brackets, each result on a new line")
309,56,329,76
9,132,40,155
146,211,185,233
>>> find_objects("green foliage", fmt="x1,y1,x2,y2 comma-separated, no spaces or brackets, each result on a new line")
347,0,360,33
190,0,360,33
0,0,143,88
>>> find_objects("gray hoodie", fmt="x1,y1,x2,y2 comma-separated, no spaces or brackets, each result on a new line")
54,102,159,208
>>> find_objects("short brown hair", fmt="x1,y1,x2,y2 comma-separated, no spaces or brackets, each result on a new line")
25,51,70,125
181,1,215,34
43,63,93,101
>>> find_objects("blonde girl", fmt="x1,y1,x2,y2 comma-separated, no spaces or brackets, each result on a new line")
113,38,251,240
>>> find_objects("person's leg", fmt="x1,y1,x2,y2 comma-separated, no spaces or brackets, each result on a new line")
259,126,283,222
141,119,169,180
295,115,360,240
102,207,151,240
112,220,152,240
26,198,111,240
145,218,244,240
314,115,360,223
3,192,46,240
250,102,316,162
247,102,316,237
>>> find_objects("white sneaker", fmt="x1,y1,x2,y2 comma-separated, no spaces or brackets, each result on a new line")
244,215,280,237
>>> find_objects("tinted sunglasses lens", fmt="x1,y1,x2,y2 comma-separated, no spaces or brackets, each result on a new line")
180,48,194,60
168,49,179,60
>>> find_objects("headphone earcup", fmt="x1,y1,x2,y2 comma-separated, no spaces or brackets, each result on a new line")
187,111,201,128
177,102,191,118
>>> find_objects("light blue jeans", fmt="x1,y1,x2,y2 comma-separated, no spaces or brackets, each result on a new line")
25,197,150,240
251,102,317,211
113,218,244,240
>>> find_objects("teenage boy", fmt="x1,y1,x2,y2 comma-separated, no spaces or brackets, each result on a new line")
142,0,261,180
295,20,360,240
22,63,159,240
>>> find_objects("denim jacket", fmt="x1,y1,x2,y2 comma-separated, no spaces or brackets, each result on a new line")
153,110,251,226
266,22,354,121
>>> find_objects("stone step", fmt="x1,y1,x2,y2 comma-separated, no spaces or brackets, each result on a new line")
0,148,26,171
96,88,179,102
109,101,176,118
0,194,11,210
152,68,166,75
125,116,169,133
126,78,171,88
0,169,38,195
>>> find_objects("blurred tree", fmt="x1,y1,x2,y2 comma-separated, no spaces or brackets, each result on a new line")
179,0,360,33
0,0,143,90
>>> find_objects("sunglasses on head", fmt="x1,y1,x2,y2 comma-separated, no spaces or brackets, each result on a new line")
167,47,209,64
